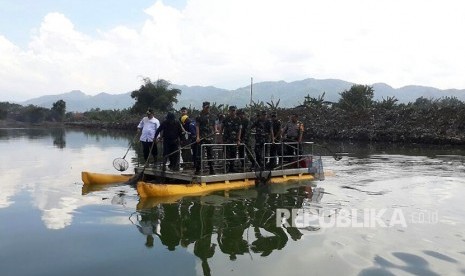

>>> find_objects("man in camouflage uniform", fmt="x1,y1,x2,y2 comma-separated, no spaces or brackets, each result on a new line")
282,113,304,164
236,109,255,170
220,106,242,173
251,110,272,168
195,101,216,175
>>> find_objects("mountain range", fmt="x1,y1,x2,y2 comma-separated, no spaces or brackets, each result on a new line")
19,78,465,112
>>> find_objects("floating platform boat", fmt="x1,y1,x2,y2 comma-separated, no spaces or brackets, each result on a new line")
81,141,323,198
136,167,313,197
81,171,132,185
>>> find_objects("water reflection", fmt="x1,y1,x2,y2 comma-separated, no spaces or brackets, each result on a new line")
0,128,50,140
2,128,465,275
317,139,465,159
51,128,66,148
132,184,321,275
0,128,132,150
360,253,442,276
0,128,140,228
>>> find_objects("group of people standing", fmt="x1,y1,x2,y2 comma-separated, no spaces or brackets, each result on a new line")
136,101,304,175
246,109,304,170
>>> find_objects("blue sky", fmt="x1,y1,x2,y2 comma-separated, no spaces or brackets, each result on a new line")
1,0,464,102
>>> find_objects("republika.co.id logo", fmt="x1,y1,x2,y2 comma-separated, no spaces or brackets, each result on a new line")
276,208,438,229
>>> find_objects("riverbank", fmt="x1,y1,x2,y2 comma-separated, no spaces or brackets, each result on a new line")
3,104,464,145
65,120,138,131
281,105,465,145
62,113,465,145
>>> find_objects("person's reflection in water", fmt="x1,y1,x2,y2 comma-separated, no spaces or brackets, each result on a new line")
275,194,305,241
217,200,250,260
193,204,216,276
251,193,289,256
311,187,324,203
111,193,127,206
134,186,310,273
283,224,304,241
299,184,325,231
164,200,217,276
304,185,324,204
158,204,182,250
136,205,163,248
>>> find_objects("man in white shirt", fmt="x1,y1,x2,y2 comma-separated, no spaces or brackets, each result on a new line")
137,109,160,162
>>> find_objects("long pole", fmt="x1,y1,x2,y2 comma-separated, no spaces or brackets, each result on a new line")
249,77,253,120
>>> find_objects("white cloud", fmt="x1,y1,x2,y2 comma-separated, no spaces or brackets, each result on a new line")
1,0,465,101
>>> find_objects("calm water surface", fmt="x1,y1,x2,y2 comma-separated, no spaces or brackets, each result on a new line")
1,128,464,276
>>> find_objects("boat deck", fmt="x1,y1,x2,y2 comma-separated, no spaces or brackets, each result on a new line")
135,166,310,184
135,141,317,184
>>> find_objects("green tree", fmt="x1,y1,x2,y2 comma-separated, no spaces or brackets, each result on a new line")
0,102,22,120
266,98,281,110
51,99,66,122
0,108,6,120
210,103,229,115
249,100,266,111
413,96,435,108
303,92,326,107
130,78,181,113
338,84,374,112
375,96,398,109
19,105,48,123
438,96,463,107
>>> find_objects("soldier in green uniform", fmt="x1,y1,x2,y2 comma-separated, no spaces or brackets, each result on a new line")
195,101,216,175
220,106,242,173
282,113,304,164
237,109,255,170
251,110,272,168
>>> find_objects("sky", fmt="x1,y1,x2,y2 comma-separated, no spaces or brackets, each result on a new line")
1,0,464,102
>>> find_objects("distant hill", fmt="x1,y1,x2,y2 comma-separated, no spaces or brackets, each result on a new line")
19,78,465,112
21,90,133,112
371,83,465,103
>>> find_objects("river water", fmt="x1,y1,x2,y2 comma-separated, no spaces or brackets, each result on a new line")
0,128,464,276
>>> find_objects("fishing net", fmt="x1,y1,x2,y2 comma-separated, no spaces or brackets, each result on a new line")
113,157,129,172
308,156,324,180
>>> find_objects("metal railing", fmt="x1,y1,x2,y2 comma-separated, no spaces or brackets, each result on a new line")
197,141,315,173
199,143,247,174
263,141,314,170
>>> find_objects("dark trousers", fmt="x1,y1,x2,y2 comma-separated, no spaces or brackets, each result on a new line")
180,138,191,164
238,143,256,168
225,140,238,171
163,141,180,170
284,138,302,165
141,141,158,162
181,147,191,163
268,142,282,168
196,139,214,172
191,141,199,168
254,143,265,167
181,139,198,168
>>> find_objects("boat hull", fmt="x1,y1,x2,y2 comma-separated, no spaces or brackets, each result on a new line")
81,171,132,185
137,173,313,198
